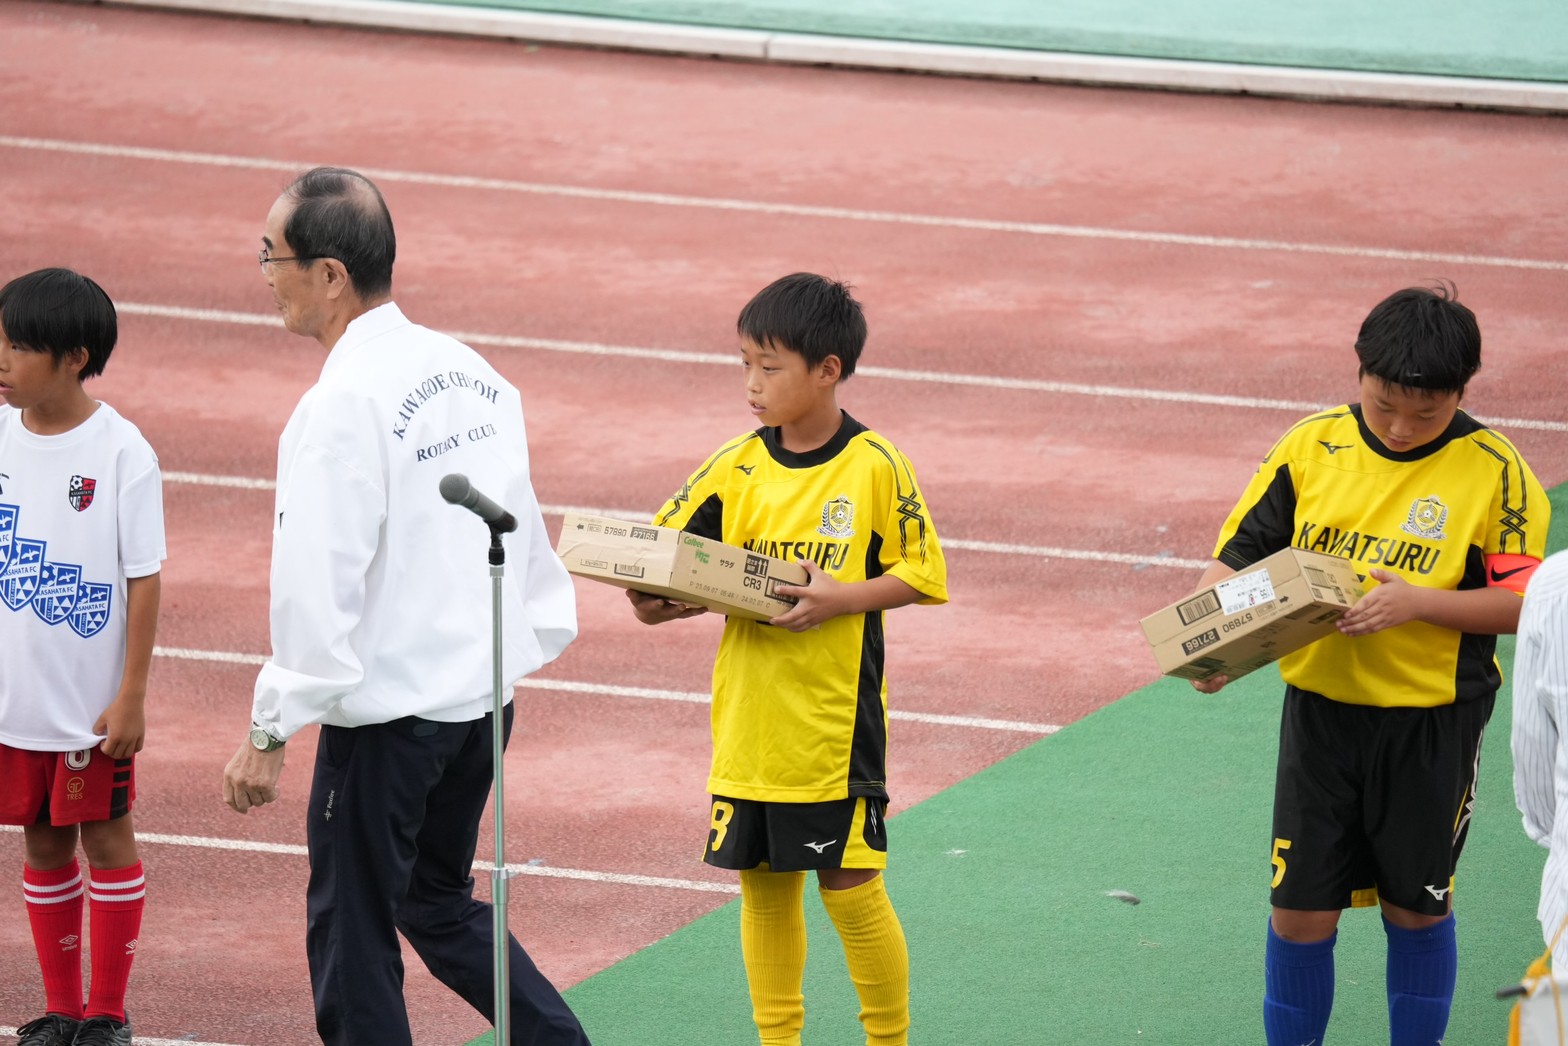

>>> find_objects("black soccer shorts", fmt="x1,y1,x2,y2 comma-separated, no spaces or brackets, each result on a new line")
1270,686,1493,916
703,794,889,873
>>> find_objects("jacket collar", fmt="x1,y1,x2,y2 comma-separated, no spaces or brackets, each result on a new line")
320,302,408,379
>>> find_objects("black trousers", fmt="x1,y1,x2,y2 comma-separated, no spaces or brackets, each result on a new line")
305,706,590,1046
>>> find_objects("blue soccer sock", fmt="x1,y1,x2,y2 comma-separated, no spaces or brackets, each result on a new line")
1384,913,1456,1046
1264,920,1335,1046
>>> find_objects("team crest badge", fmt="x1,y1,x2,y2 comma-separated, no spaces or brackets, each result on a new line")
1401,495,1448,540
0,537,46,611
0,504,16,572
32,562,82,625
68,582,113,639
817,496,856,539
68,476,96,512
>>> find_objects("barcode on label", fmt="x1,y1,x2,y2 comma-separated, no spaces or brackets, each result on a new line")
1177,590,1221,626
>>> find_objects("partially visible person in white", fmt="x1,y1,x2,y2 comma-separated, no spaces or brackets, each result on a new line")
1513,549,1568,969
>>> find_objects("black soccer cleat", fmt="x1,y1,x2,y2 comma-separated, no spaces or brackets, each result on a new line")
69,1014,132,1046
15,1014,81,1046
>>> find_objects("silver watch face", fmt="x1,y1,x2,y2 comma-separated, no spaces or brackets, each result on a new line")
249,726,275,751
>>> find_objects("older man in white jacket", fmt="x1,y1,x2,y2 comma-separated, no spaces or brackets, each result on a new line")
221,167,590,1046
1515,550,1568,972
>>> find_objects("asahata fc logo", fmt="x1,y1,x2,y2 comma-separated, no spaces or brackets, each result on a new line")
68,475,96,513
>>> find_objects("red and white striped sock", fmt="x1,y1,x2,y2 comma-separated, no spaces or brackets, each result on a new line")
24,859,86,1020
84,861,145,1023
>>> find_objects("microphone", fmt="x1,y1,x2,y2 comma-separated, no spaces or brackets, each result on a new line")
439,473,517,534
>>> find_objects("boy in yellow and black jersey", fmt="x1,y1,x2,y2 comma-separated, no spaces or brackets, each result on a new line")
1189,283,1549,1045
630,273,946,1046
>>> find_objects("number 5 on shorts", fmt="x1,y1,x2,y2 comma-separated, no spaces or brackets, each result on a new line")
1271,837,1292,888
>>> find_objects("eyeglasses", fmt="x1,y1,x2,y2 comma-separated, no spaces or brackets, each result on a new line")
257,248,323,272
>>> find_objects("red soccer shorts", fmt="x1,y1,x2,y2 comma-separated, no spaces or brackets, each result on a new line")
0,744,135,826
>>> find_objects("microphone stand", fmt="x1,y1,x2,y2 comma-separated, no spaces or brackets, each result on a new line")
484,522,512,1046
438,473,519,1045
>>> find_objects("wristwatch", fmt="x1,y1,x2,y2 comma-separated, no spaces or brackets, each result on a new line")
249,724,286,753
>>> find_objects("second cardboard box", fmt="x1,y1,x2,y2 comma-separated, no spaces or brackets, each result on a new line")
1140,547,1365,682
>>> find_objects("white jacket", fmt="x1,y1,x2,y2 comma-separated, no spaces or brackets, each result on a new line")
1514,551,1568,968
251,303,576,739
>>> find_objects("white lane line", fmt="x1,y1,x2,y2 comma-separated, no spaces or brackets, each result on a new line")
6,135,1566,273
0,825,740,895
152,646,1063,734
121,302,1568,434
159,471,1216,570
0,1030,246,1046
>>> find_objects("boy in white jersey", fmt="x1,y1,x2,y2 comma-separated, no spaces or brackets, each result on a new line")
629,273,947,1046
0,269,166,1046
1187,283,1548,1045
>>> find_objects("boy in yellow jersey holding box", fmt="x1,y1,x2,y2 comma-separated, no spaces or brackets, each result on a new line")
628,272,947,1046
1190,283,1549,1045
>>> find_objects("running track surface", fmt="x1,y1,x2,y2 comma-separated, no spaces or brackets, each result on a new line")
1,3,1566,1043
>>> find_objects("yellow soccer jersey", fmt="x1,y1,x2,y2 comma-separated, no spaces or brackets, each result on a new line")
654,412,948,803
1215,405,1549,708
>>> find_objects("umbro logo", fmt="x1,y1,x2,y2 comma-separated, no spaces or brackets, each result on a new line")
1317,441,1354,455
735,464,755,475
803,839,837,853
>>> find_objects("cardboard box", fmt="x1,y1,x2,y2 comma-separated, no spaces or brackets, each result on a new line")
555,513,810,622
1140,548,1365,682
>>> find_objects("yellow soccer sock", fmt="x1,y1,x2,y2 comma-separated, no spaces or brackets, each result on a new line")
739,866,808,1046
820,874,910,1046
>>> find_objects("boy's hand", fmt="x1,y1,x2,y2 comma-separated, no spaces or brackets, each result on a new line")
770,559,847,632
626,587,709,624
94,694,146,759
1337,568,1422,637
1190,674,1231,695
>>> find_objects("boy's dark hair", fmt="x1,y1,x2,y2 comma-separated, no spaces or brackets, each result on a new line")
282,167,396,299
1355,282,1480,395
0,268,118,379
738,272,866,378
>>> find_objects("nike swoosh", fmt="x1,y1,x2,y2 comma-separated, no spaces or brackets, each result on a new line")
1491,565,1531,582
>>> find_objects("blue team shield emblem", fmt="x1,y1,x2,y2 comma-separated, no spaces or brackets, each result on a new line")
0,538,46,611
68,582,113,639
31,562,82,625
0,505,16,573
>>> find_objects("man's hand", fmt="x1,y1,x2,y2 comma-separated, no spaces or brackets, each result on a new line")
626,587,709,624
223,742,287,814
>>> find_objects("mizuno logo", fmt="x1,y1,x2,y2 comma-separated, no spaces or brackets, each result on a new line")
803,840,837,853
1425,884,1452,900
735,464,755,475
1318,441,1354,455
1491,565,1531,583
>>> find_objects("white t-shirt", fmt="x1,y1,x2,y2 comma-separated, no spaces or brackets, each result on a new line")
251,302,577,739
0,402,166,750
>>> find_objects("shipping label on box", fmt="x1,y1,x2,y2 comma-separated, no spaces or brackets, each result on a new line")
556,513,809,622
1140,548,1365,682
